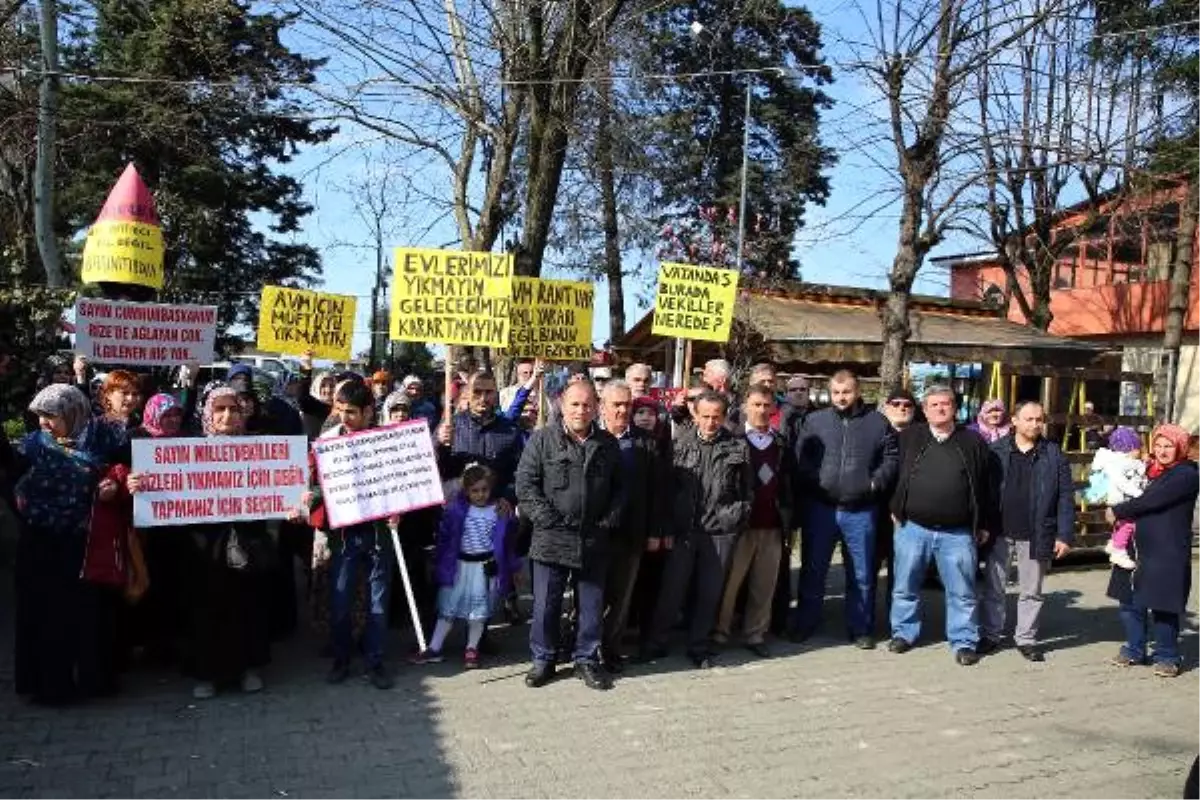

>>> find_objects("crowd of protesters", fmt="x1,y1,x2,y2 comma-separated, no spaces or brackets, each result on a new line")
0,350,1196,704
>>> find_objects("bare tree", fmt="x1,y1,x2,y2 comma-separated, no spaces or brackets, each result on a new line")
971,2,1163,331
1163,178,1197,420
841,0,1069,391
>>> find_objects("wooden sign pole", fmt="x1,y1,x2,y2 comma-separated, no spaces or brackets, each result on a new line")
444,347,454,425
682,340,694,388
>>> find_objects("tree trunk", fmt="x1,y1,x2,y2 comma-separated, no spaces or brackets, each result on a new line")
34,0,63,287
879,254,915,394
595,59,624,338
1163,178,1198,421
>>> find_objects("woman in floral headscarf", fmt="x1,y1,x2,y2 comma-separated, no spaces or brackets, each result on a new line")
1106,424,1198,677
12,384,126,704
968,398,1011,443
128,387,273,699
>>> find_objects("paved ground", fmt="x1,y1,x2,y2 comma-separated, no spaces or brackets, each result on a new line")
0,557,1196,799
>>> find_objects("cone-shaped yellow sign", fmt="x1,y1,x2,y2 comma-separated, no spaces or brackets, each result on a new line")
80,164,165,290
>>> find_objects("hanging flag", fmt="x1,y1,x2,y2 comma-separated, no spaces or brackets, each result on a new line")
80,164,165,290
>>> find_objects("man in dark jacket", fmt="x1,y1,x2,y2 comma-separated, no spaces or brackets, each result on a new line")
888,385,997,666
772,374,811,634
515,380,623,690
792,370,898,648
980,401,1074,661
598,380,665,672
641,391,754,669
437,371,524,503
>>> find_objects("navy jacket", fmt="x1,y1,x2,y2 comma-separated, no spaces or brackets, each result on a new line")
438,410,524,502
1107,461,1199,615
989,435,1075,560
795,403,898,509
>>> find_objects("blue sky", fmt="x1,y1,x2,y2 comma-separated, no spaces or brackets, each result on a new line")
272,0,967,357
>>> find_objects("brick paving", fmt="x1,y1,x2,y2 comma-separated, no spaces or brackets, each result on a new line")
0,559,1195,798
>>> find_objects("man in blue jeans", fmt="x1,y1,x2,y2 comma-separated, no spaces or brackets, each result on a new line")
887,385,998,666
792,370,898,649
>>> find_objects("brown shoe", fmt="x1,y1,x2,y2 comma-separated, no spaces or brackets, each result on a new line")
1153,662,1181,678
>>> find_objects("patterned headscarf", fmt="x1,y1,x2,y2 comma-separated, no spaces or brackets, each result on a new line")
201,386,244,437
28,384,92,441
973,398,1011,443
38,354,72,388
141,393,181,438
1147,423,1191,479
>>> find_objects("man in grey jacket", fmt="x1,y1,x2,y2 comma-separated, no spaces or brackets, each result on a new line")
640,391,754,669
515,380,623,690
793,370,898,648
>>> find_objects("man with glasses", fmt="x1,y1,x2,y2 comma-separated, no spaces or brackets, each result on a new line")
875,389,917,630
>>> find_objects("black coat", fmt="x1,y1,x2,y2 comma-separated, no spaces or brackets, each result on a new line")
515,424,623,573
609,427,667,547
989,435,1076,560
795,403,898,509
890,424,999,534
1107,461,1199,614
671,425,753,539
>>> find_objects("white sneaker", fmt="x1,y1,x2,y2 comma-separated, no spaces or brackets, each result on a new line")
192,681,216,700
1109,549,1136,570
240,671,264,694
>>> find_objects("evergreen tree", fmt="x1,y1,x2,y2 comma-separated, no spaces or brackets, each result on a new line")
632,0,835,279
57,0,335,339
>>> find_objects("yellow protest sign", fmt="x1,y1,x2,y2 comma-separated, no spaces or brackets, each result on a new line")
390,248,513,347
80,164,165,290
257,286,357,361
508,277,594,361
651,262,740,343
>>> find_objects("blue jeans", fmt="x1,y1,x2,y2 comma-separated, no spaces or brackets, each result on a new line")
890,521,979,652
1118,603,1180,665
330,528,393,668
530,560,604,667
794,504,876,638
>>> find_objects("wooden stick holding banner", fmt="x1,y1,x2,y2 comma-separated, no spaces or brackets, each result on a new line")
389,522,427,653
536,370,545,427
444,350,454,426
682,340,694,387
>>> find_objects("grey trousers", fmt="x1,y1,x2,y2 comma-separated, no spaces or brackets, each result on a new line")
980,537,1048,646
716,528,783,644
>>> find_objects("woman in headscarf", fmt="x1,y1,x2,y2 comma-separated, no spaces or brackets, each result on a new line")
1106,424,1198,677
968,398,1011,444
22,354,89,432
263,371,305,436
297,357,336,440
124,394,188,664
129,387,273,698
12,384,127,704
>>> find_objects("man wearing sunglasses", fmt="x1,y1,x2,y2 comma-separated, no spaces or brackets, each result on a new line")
874,389,917,630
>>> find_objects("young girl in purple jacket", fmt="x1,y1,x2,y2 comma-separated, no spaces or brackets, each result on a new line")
412,464,516,668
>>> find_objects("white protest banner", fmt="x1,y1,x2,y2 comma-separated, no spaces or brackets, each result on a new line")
75,298,218,366
312,419,444,529
131,436,308,527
